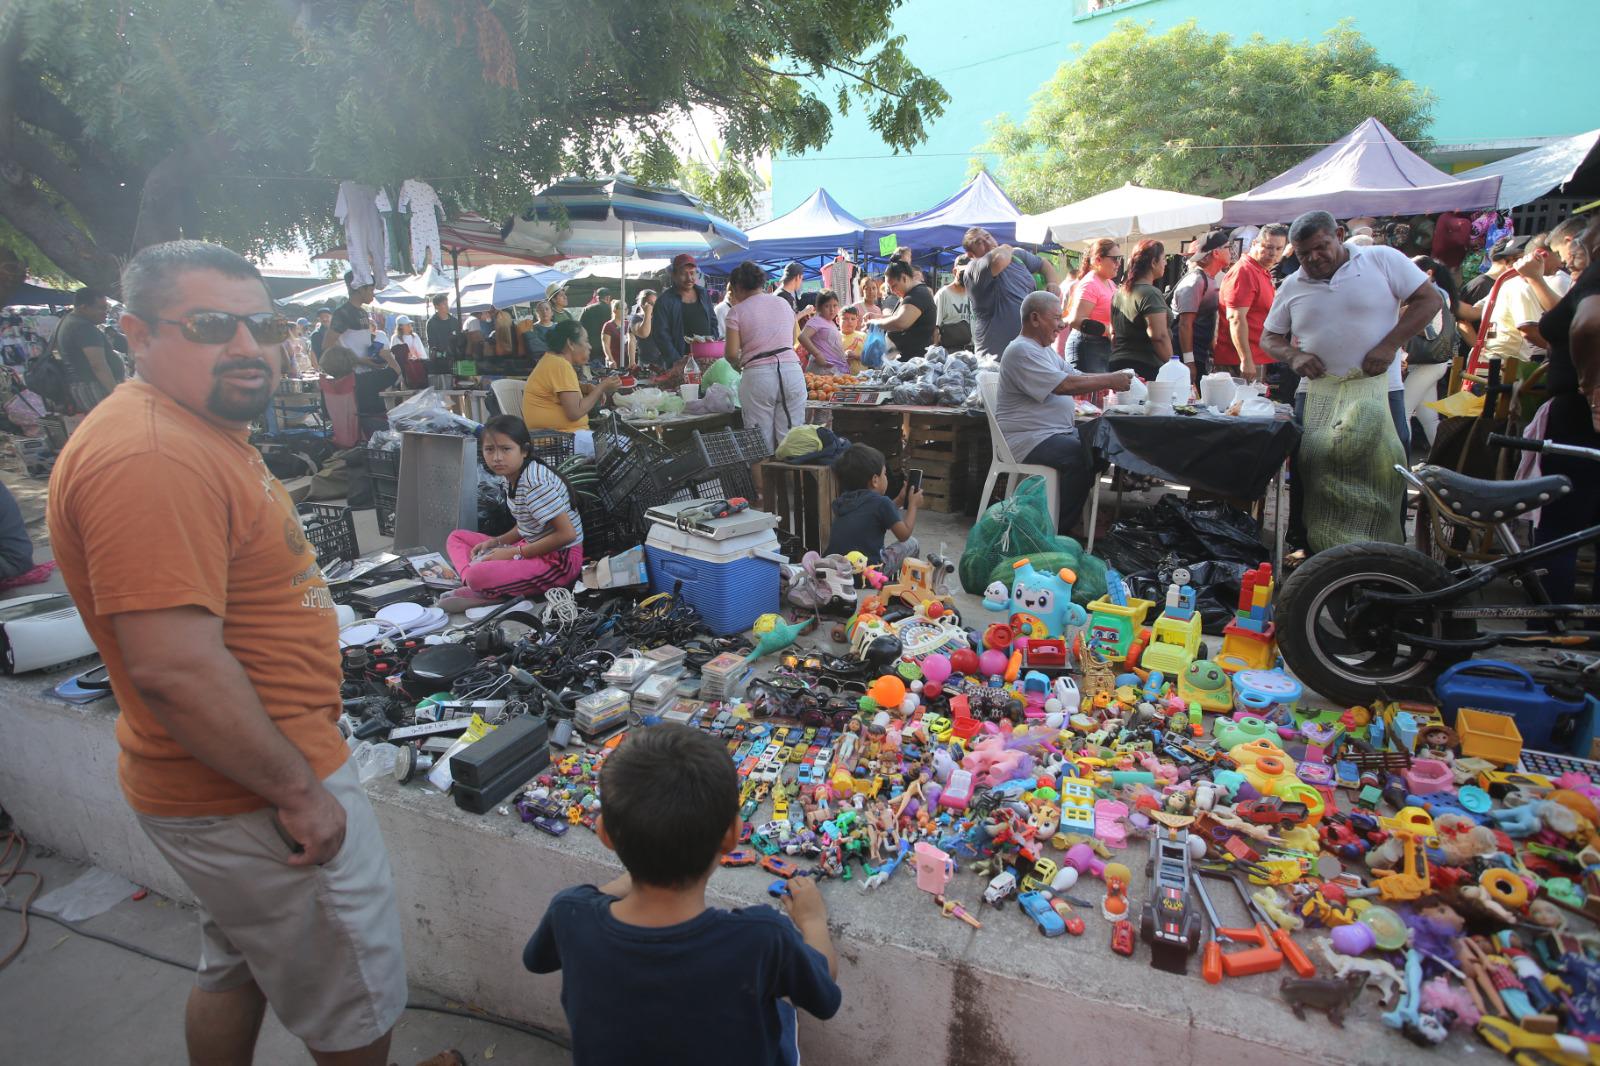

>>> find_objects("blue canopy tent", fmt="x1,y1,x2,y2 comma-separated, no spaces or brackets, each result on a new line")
862,172,1025,270
697,188,869,278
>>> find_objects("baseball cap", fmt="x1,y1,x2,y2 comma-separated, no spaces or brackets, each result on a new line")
1489,235,1529,261
1192,229,1230,257
296,317,310,327
672,253,698,270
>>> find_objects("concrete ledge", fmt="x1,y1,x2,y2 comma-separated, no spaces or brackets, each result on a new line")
1,674,1428,1064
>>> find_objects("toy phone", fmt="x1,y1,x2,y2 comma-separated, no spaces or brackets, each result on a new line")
907,468,924,492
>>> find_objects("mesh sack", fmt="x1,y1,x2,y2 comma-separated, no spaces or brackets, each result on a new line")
959,475,1103,604
1299,372,1405,553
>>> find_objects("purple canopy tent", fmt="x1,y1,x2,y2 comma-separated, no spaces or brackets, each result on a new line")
864,171,1024,258
1220,118,1502,225
697,187,868,276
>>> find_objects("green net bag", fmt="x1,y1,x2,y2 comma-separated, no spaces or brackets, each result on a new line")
1299,371,1406,554
960,475,1105,604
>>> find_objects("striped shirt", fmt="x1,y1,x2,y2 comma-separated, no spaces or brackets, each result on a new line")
513,461,583,545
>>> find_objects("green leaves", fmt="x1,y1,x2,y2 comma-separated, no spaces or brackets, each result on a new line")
4,0,948,279
979,19,1434,213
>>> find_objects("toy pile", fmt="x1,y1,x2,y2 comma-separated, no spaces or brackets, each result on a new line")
336,517,1599,1060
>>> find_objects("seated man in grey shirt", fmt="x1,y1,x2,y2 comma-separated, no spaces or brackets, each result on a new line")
994,291,1132,535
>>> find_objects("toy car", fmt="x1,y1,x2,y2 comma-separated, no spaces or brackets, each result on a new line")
983,871,1018,908
1017,891,1066,937
761,855,801,879
1046,897,1087,936
1234,797,1310,826
1140,831,1201,975
720,847,759,867
1111,919,1136,956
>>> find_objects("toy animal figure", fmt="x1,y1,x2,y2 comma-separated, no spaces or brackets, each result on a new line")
983,581,1011,610
1281,972,1369,1027
986,558,1088,644
1314,937,1403,1006
744,615,816,662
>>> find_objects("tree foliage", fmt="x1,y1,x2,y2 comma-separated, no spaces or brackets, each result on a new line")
980,20,1434,213
1,0,947,289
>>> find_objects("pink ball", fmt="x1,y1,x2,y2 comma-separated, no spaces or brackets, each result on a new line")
978,650,1008,677
921,653,952,685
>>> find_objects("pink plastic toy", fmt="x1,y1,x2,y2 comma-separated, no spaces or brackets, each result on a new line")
1403,758,1453,796
921,653,953,686
978,649,1008,677
940,768,975,811
914,841,955,895
1063,842,1107,879
1094,799,1129,848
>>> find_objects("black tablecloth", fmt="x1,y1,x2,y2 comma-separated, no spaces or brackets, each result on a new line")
1083,413,1301,500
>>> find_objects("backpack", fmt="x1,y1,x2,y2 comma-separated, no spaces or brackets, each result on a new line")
1405,297,1457,366
25,320,71,407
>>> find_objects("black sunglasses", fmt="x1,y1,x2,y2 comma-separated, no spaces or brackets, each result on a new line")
147,311,291,345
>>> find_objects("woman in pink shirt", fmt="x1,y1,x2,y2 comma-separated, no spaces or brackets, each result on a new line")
1060,238,1120,372
798,290,848,374
724,261,806,452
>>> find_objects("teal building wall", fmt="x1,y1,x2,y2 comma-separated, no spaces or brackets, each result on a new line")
771,0,1600,219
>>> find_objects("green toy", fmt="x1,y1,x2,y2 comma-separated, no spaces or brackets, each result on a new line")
744,615,816,663
1176,660,1233,714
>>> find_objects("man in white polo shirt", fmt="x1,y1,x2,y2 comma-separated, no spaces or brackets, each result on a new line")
1262,209,1442,456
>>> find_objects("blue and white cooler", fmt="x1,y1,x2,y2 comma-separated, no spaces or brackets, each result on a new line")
644,501,785,635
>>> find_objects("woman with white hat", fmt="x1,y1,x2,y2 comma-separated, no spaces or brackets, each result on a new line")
391,315,428,386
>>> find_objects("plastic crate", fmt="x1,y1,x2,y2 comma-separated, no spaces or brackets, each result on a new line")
528,430,576,469
367,445,401,480
372,485,398,538
693,427,772,467
298,503,360,563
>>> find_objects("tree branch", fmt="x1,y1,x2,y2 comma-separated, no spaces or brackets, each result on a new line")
0,177,122,291
9,130,136,250
819,60,905,99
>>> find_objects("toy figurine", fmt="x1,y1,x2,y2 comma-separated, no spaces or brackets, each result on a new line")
936,894,983,929
1101,861,1132,921
1281,973,1370,1027
985,558,1089,644
862,838,910,890
743,615,816,663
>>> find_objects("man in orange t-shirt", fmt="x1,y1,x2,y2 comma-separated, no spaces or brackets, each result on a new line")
48,241,410,1066
1214,224,1289,386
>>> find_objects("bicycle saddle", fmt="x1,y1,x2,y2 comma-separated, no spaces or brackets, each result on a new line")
1415,464,1571,521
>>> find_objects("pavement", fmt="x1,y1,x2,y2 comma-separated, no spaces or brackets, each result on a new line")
0,850,568,1065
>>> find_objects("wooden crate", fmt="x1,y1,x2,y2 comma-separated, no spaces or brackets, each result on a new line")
906,417,989,513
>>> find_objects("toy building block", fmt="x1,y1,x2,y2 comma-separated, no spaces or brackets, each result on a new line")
1215,620,1278,674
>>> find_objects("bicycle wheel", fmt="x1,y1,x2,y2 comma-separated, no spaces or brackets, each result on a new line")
1278,542,1474,706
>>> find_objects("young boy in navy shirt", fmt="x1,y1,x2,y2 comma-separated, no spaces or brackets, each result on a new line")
524,723,841,1065
824,443,922,577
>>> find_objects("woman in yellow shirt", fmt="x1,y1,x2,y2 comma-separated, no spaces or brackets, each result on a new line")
521,321,621,432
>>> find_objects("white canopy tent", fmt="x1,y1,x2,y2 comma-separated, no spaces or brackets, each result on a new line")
1017,183,1223,248
1457,128,1600,210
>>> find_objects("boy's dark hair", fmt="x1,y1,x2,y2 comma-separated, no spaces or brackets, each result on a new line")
121,240,266,322
600,724,738,887
833,442,887,492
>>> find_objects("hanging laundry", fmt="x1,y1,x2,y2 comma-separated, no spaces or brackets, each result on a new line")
373,186,407,275
336,181,389,288
397,179,445,270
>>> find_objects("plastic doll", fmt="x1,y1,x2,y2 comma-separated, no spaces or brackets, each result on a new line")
936,895,983,929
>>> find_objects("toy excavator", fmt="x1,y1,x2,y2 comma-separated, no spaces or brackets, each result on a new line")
1371,806,1437,902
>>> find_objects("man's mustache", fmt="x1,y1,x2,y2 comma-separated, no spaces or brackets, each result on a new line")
214,359,274,378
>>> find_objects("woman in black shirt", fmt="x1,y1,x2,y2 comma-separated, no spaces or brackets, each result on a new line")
1534,215,1600,601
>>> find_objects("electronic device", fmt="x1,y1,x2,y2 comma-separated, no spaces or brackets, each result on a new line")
349,577,430,611
643,499,780,541
907,468,924,492
453,742,552,814
0,594,97,674
450,717,550,790
403,644,480,696
387,718,476,742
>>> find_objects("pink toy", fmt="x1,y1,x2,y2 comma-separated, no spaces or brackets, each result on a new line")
914,841,955,895
1064,842,1106,879
1403,758,1453,796
939,768,975,811
1094,799,1129,848
921,653,952,686
1419,976,1481,1029
978,649,1008,677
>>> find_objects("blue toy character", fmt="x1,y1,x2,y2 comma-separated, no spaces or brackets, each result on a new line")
985,557,1088,644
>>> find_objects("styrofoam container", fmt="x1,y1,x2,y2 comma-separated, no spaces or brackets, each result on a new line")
645,524,782,635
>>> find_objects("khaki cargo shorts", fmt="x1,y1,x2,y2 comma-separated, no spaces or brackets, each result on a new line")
136,760,407,1052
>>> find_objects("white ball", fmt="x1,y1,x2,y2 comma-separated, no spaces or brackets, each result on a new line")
1186,835,1207,861
1050,867,1079,893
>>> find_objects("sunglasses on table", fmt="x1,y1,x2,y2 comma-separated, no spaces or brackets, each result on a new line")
146,311,292,345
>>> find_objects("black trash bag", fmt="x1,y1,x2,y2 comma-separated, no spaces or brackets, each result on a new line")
1094,525,1172,576
1150,493,1267,566
478,472,515,536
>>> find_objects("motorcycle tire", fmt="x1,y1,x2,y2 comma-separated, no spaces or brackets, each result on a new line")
1277,542,1474,707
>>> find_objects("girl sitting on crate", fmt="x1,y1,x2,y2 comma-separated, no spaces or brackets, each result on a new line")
442,415,584,610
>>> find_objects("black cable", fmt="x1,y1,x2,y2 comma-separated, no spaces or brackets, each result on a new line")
0,903,570,1049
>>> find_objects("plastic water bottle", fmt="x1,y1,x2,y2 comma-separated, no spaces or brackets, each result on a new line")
1156,354,1192,403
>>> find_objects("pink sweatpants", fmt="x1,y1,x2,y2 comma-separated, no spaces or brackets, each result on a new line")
445,530,583,600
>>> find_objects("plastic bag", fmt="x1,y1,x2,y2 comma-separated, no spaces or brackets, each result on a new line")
959,476,1103,604
478,466,515,536
684,382,737,415
386,386,479,435
861,325,888,368
701,357,742,404
1299,372,1405,553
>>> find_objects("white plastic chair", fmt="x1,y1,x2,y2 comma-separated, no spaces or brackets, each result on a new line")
489,377,527,418
976,371,1060,530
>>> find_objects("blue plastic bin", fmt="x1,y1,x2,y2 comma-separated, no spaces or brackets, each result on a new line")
1435,660,1590,753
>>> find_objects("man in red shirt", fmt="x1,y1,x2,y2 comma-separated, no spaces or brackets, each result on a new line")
1214,224,1289,386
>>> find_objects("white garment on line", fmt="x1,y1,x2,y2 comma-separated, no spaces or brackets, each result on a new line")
336,181,389,289
397,179,444,269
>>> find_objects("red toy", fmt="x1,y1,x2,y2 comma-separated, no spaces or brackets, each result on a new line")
761,855,801,879
720,848,758,867
1112,919,1136,956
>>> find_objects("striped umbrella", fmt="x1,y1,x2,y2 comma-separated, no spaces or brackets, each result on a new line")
503,176,749,314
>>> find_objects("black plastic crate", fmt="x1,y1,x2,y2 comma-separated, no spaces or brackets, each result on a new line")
694,427,772,467
298,503,359,563
371,484,397,538
367,445,400,480
528,430,576,469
